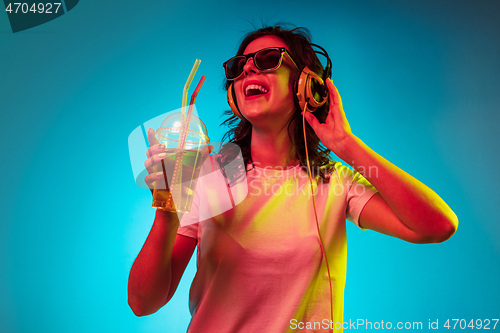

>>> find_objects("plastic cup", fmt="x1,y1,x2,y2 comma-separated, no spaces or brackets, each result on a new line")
152,112,209,213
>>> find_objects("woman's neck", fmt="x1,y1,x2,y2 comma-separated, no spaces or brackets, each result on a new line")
250,126,298,169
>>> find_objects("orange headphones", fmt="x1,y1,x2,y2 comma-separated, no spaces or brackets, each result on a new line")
226,43,333,120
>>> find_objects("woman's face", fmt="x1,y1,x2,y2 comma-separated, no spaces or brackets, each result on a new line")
233,36,297,127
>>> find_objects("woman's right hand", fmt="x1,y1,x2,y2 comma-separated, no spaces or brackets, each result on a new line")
144,128,168,195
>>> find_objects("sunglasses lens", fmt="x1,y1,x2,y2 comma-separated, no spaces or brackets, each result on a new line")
255,49,282,70
226,56,246,79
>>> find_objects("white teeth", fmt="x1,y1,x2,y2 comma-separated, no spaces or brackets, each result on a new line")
245,84,268,95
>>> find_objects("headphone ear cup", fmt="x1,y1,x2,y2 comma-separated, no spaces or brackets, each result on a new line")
227,83,245,120
295,66,328,113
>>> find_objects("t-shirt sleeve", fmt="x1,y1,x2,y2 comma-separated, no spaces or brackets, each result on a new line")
176,172,201,239
334,163,378,229
177,222,198,239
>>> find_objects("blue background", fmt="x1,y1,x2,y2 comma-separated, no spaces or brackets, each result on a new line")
1,0,499,332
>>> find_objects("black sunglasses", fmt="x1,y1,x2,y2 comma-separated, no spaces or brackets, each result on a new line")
223,47,297,80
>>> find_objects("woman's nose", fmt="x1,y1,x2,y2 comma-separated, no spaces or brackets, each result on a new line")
242,57,259,76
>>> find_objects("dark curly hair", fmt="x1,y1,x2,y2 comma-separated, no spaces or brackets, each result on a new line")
218,24,334,183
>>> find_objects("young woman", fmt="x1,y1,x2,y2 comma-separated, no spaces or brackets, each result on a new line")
128,26,458,332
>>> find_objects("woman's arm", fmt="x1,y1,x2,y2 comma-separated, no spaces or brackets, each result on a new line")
304,78,458,243
128,210,196,316
341,136,457,243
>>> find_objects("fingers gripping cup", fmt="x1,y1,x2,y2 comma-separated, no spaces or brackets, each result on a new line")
152,112,210,213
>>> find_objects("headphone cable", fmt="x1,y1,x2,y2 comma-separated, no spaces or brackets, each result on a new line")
302,103,334,330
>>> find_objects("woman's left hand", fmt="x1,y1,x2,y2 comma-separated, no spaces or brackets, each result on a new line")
302,78,355,161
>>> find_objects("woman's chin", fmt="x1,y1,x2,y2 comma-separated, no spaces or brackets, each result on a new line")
241,107,269,121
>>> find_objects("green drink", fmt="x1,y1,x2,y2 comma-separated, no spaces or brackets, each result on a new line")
152,149,208,213
152,112,210,213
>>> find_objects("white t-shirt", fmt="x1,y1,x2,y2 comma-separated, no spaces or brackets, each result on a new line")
177,161,377,332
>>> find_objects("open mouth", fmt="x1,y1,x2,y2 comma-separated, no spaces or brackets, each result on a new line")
245,84,269,97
